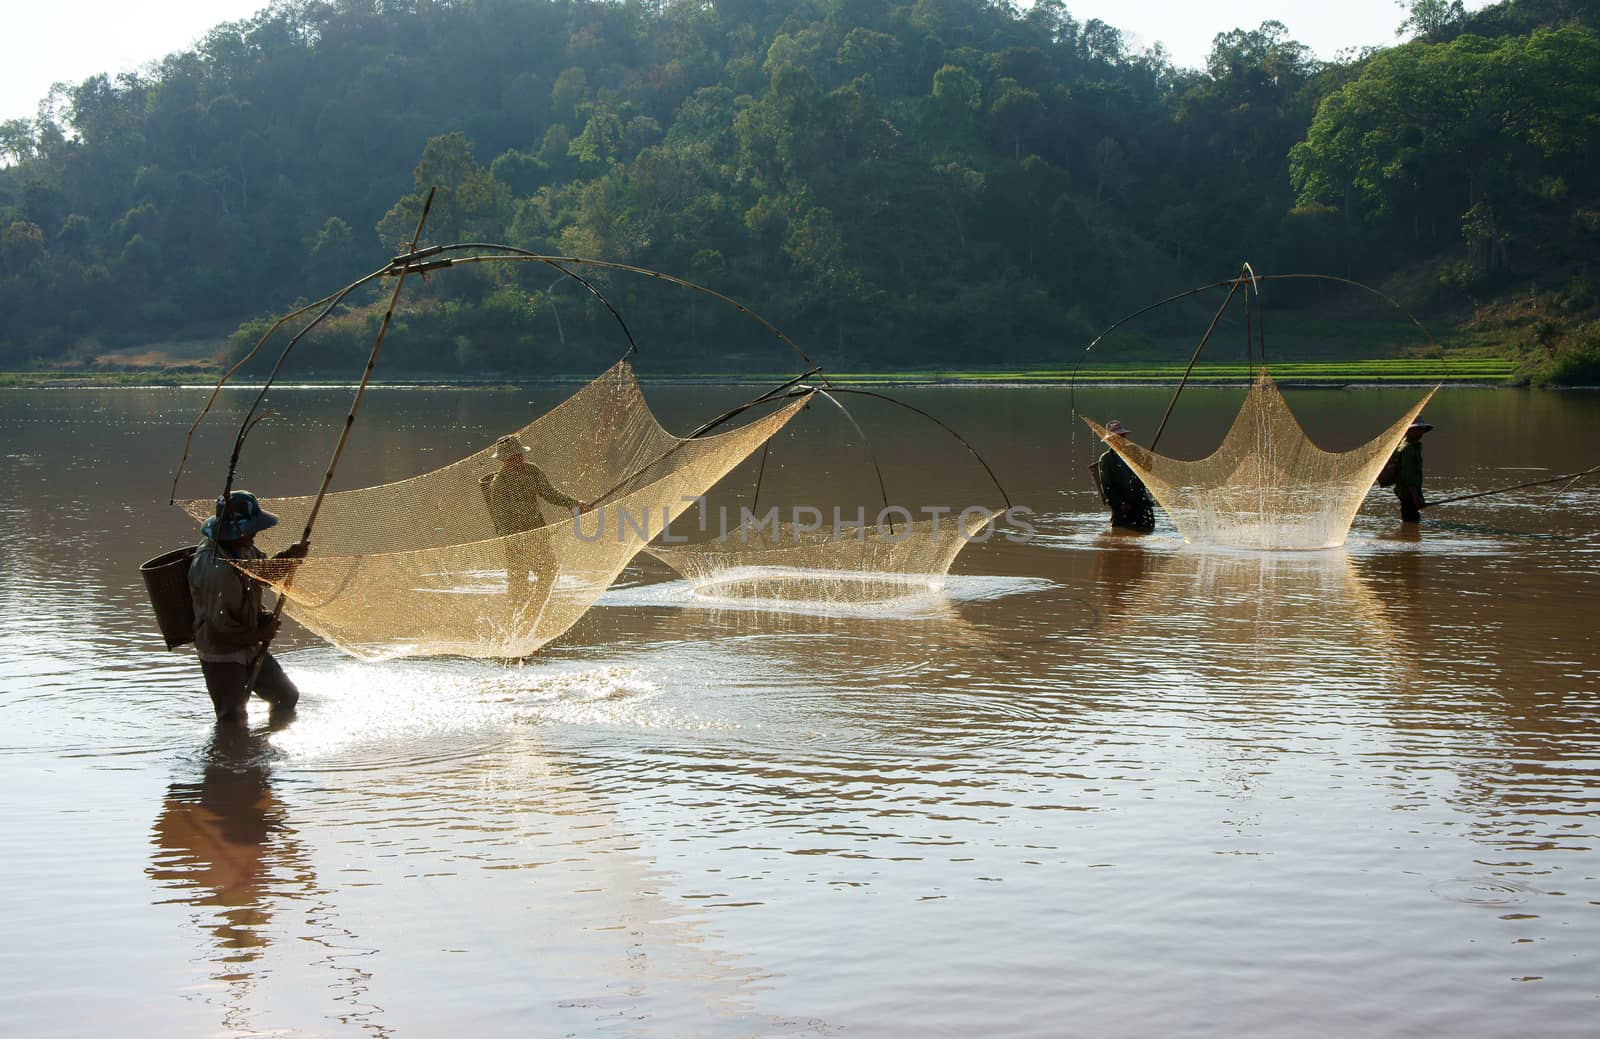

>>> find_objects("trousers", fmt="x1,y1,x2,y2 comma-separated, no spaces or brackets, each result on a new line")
1111,499,1156,532
199,653,299,723
1396,486,1424,523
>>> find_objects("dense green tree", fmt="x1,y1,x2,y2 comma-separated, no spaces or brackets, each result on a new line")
1290,28,1600,270
377,132,512,248
1,220,46,275
0,0,1595,372
1397,0,1469,38
307,216,360,289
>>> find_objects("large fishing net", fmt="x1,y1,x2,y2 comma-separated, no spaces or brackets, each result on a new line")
178,360,809,660
1084,368,1435,549
647,510,996,605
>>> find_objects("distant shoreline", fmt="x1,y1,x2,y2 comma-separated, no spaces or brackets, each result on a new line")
0,359,1525,390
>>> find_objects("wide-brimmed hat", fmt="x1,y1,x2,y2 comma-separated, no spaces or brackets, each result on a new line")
492,434,528,461
1105,419,1131,436
202,490,278,542
1408,418,1435,433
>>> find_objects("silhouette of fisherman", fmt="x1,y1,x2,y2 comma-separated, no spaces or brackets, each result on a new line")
1093,419,1156,533
1389,417,1434,524
480,435,587,616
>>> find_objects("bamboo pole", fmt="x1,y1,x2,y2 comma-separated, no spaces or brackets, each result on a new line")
247,187,437,685
1422,464,1600,508
1150,276,1244,453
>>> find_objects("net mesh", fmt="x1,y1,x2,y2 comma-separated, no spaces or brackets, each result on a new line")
179,360,809,659
1084,369,1436,549
647,511,994,604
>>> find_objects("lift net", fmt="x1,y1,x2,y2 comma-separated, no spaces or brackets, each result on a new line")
1084,369,1435,549
647,510,994,604
179,360,810,659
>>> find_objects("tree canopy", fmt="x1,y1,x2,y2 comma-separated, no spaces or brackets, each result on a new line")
0,0,1596,374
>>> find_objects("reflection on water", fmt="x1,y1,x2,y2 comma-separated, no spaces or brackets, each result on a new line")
4,384,1600,1038
138,668,798,1037
148,721,390,1037
1106,544,1405,696
149,725,301,964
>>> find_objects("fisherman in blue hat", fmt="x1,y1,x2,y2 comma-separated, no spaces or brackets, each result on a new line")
188,491,309,724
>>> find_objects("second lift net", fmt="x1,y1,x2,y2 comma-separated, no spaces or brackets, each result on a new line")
1085,368,1435,550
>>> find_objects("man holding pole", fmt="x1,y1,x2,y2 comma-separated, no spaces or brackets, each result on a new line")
482,434,588,612
188,491,308,724
1391,418,1433,523
1095,419,1156,532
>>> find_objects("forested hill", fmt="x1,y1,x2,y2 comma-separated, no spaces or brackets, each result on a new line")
2,0,1598,380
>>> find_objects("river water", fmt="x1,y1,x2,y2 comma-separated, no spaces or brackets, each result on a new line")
1,380,1597,1038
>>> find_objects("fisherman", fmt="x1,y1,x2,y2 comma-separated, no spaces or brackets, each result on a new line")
188,490,309,724
483,435,588,608
1095,419,1156,532
1391,417,1434,523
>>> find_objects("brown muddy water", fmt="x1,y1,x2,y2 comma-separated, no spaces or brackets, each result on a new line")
1,380,1597,1038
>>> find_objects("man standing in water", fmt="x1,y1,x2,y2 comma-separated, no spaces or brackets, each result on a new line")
1095,419,1156,532
483,435,587,610
1392,417,1434,523
189,491,308,724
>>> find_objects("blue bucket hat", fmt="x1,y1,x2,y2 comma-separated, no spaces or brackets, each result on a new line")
202,490,279,542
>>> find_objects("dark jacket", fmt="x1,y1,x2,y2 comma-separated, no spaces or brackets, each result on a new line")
189,538,266,663
1098,448,1156,531
1393,439,1423,494
1098,449,1150,510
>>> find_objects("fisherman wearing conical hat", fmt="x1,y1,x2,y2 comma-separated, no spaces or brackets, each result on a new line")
482,435,588,609
1392,417,1434,523
1096,419,1156,533
188,491,308,724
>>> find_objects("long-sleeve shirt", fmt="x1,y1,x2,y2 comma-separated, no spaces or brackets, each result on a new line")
1394,440,1424,493
189,537,265,663
486,461,582,535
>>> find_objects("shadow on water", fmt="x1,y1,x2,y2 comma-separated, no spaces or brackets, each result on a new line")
147,719,391,1037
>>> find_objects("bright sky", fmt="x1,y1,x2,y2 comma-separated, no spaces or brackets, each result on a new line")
1068,0,1496,66
4,1,1496,125
5,2,270,122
